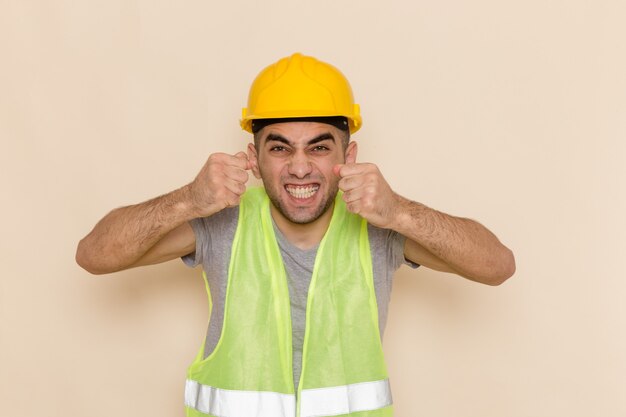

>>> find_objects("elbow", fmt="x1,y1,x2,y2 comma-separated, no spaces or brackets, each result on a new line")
75,242,97,274
484,248,516,286
75,240,109,275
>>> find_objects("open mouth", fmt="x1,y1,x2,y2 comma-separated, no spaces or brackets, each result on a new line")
285,184,320,199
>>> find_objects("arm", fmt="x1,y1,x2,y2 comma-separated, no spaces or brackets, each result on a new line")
76,152,251,274
335,163,515,286
390,196,515,285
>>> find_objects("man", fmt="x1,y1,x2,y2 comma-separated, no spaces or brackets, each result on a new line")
76,52,515,417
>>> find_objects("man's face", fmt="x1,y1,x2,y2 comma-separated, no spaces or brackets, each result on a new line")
248,121,357,225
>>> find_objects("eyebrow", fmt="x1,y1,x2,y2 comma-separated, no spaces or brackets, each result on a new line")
265,132,336,147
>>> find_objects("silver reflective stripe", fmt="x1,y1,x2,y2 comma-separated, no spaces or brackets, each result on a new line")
300,379,392,417
185,379,296,417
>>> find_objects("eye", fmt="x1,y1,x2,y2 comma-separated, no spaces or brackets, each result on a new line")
311,145,330,152
269,146,287,152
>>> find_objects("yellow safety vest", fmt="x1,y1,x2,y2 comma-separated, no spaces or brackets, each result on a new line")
185,187,393,417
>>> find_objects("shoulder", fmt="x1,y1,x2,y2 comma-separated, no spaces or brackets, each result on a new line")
190,206,240,238
183,206,240,267
367,223,419,270
191,206,239,229
367,223,404,247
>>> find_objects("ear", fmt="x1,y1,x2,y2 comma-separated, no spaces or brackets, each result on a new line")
247,143,261,179
344,141,358,164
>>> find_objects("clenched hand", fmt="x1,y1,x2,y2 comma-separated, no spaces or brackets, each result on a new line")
188,152,251,217
334,163,402,229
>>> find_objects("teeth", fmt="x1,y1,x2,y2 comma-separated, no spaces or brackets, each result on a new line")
286,185,319,199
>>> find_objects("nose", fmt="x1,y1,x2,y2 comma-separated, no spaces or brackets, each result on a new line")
287,150,313,178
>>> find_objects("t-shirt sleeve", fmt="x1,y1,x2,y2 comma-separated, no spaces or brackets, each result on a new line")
182,217,209,267
368,224,419,280
181,206,239,268
389,230,420,270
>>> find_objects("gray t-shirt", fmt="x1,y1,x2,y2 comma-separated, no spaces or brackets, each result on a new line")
183,205,415,388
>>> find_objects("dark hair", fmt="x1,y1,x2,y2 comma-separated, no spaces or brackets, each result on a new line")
251,116,350,134
252,116,351,149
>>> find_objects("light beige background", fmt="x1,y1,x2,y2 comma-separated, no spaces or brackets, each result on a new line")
1,1,624,416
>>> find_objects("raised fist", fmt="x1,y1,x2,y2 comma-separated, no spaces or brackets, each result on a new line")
188,152,251,217
334,162,401,229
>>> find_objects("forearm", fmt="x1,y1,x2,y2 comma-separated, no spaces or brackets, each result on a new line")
391,194,515,285
76,185,196,274
335,162,515,285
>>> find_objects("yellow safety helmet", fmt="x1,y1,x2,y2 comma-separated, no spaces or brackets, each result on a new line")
241,52,362,134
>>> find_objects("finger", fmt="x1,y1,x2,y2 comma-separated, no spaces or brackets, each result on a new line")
223,177,247,196
342,187,366,204
224,165,250,184
336,162,368,179
338,175,363,192
229,152,251,170
345,200,361,215
222,191,243,208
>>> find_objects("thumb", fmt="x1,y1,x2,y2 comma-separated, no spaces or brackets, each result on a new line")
333,164,344,177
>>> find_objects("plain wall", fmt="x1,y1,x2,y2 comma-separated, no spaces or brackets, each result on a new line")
1,1,624,416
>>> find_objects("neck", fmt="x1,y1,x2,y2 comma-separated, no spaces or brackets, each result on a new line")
270,202,335,250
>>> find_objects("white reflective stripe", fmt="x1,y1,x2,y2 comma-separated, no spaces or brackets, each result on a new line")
300,379,392,417
185,379,296,417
